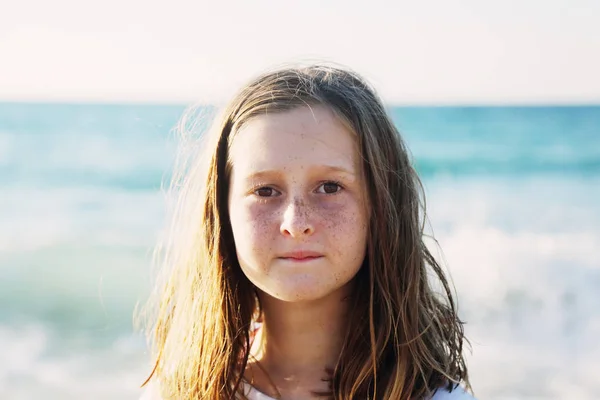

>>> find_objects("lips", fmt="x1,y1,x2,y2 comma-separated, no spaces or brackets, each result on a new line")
279,250,324,261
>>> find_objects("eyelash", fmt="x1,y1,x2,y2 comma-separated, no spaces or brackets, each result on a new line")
252,180,344,199
317,180,343,195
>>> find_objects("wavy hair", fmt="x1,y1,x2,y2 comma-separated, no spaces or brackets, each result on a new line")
138,64,471,399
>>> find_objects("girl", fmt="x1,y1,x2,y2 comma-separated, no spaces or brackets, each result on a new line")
139,65,475,399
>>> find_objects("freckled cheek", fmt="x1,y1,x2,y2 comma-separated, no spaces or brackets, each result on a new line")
317,202,368,253
230,204,279,271
240,204,279,240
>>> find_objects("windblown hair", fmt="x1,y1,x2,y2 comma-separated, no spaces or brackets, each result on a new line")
138,64,470,399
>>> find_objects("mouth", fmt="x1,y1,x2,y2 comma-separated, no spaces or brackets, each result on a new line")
278,250,324,262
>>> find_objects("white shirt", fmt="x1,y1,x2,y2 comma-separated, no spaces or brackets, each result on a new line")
141,380,476,399
239,381,476,400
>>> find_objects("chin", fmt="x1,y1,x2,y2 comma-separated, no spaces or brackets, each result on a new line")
261,280,350,303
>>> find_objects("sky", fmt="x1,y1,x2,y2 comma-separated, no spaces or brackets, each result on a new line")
1,0,599,105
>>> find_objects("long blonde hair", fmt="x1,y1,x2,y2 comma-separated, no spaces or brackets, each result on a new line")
138,64,470,399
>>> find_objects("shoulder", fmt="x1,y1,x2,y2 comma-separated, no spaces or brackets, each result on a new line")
139,380,251,400
429,384,476,400
139,381,162,400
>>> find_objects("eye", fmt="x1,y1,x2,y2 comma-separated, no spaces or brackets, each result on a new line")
254,187,279,197
316,181,342,194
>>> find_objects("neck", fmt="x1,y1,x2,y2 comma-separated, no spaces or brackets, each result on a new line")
247,284,353,397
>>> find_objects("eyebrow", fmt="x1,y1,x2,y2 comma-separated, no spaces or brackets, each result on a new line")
244,165,356,180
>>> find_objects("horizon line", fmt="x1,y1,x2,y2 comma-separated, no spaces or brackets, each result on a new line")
2,99,599,108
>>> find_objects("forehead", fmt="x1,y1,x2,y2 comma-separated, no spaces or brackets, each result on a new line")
228,106,359,175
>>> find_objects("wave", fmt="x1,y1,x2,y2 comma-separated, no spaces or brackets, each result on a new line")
0,324,147,400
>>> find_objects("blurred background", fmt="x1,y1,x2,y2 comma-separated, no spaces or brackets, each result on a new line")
1,1,599,399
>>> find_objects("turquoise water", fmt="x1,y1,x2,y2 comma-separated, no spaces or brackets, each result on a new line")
1,103,599,399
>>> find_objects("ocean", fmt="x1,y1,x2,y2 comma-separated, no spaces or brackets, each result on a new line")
1,103,599,399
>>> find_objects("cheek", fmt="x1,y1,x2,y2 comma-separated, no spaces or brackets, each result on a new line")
319,201,368,253
230,203,278,247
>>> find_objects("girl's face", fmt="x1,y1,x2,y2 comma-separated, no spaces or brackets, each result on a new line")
228,105,369,302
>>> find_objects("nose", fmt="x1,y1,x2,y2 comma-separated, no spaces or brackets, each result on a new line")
280,197,315,238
